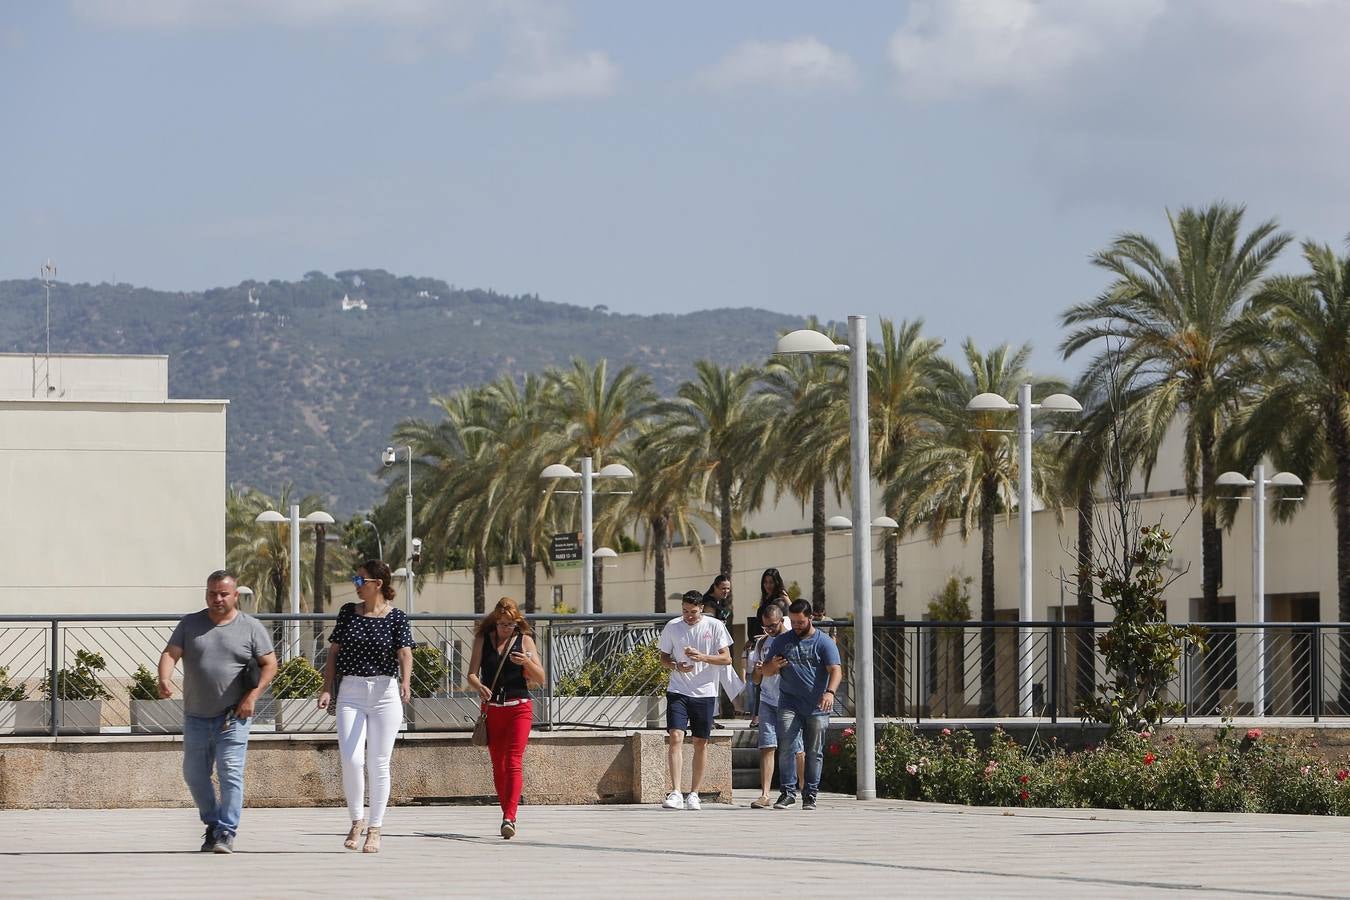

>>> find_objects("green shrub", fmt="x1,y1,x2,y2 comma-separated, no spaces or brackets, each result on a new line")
824,723,1350,815
410,645,448,698
41,650,112,701
127,665,159,701
556,641,665,697
271,656,323,699
0,666,28,702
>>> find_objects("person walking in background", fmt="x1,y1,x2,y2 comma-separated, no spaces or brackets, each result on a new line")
158,570,277,854
317,559,413,854
760,598,841,811
745,568,790,724
746,601,803,809
701,574,744,717
658,590,732,810
467,597,545,840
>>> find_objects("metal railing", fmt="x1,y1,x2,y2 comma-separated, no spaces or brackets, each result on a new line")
5,615,1350,735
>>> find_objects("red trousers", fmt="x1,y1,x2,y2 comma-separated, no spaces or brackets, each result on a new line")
485,700,532,820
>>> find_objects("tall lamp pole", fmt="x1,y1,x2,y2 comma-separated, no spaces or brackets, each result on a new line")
540,459,634,614
255,505,335,660
1217,466,1304,715
776,319,876,800
382,446,417,613
966,385,1080,716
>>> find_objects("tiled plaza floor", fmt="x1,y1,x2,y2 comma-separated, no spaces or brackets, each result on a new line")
3,789,1348,898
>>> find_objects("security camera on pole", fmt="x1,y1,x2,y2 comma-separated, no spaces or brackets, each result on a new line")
382,446,418,614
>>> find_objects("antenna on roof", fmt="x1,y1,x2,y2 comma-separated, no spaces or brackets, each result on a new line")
38,260,57,396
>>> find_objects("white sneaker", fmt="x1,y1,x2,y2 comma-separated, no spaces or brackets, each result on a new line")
684,792,702,811
662,790,685,810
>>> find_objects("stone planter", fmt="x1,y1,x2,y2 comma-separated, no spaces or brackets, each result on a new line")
130,698,184,734
273,697,334,733
552,695,666,729
408,694,477,732
0,700,103,735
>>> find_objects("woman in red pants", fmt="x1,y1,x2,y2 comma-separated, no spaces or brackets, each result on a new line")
467,597,544,839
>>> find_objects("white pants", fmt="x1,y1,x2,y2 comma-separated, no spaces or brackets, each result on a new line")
336,675,402,827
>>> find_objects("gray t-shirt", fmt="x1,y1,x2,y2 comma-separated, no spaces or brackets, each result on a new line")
168,610,274,718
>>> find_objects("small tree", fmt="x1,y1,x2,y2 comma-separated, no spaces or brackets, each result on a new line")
0,667,28,702
41,650,112,701
926,576,972,712
271,656,323,699
1077,525,1205,733
410,645,449,698
127,665,159,701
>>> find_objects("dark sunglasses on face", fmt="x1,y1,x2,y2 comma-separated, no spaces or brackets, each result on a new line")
351,575,379,588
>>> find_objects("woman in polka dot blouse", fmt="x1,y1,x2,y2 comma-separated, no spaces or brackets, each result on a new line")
318,559,413,854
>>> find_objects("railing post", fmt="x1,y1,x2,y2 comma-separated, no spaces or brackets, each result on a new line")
1313,625,1323,723
544,619,556,731
1182,640,1191,722
1048,623,1060,724
49,619,60,738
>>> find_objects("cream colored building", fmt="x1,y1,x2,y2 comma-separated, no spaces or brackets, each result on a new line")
0,354,227,614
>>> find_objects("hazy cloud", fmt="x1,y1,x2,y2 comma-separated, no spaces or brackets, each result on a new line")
888,0,1166,100
695,37,859,94
72,0,461,29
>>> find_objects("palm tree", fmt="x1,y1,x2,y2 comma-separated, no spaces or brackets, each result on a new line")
868,318,943,619
886,340,1065,715
545,358,654,612
647,361,773,620
629,423,712,612
478,373,559,613
761,321,848,612
1061,203,1292,620
1227,238,1350,707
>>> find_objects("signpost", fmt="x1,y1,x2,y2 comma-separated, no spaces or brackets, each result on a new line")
551,532,582,569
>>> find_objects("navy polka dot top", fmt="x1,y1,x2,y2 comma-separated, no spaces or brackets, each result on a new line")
329,603,414,677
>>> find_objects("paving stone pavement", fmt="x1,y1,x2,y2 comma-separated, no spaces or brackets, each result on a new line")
3,789,1349,899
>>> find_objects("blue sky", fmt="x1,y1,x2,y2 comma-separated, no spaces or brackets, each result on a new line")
3,0,1349,375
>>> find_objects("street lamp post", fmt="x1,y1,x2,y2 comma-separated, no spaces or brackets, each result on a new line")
255,504,335,660
1217,466,1304,715
776,318,877,801
382,446,417,613
966,384,1081,716
358,518,383,562
540,459,634,614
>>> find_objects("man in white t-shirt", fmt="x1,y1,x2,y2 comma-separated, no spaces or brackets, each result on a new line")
657,590,732,810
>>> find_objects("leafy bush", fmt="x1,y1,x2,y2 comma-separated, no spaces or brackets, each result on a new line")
410,645,448,698
0,666,28,702
271,656,323,699
822,723,1350,815
127,665,159,701
41,650,112,701
556,642,666,697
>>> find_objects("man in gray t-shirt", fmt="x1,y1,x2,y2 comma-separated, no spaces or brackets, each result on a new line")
159,570,277,853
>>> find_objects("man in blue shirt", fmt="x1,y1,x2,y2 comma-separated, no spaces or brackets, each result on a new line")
761,599,841,810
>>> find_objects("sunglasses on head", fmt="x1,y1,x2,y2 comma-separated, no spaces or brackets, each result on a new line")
351,575,379,588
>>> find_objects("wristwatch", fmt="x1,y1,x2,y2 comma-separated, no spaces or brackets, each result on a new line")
823,689,835,695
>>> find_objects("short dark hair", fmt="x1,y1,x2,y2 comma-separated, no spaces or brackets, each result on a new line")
206,569,235,586
681,590,705,606
788,599,813,617
760,603,784,622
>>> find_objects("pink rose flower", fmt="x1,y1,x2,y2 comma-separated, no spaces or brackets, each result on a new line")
1246,728,1262,741
842,727,855,738
906,763,918,775
941,728,952,737
1337,769,1348,782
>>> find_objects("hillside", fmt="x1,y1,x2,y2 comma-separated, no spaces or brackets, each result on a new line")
0,270,804,514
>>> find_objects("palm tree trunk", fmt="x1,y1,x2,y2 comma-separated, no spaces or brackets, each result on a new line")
313,524,327,613
1200,424,1222,620
652,513,668,613
719,469,733,608
979,478,997,717
473,545,487,615
811,475,826,614
594,559,605,614
1330,413,1350,711
1075,481,1095,707
883,504,898,620
523,539,537,614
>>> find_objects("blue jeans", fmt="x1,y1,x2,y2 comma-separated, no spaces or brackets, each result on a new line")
182,712,251,839
776,703,827,798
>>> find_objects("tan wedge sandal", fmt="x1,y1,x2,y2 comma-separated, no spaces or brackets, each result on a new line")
362,826,382,854
343,819,366,850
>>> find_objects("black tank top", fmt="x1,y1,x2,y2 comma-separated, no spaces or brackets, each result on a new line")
481,634,530,702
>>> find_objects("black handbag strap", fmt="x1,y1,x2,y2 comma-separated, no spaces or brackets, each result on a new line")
483,627,519,700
